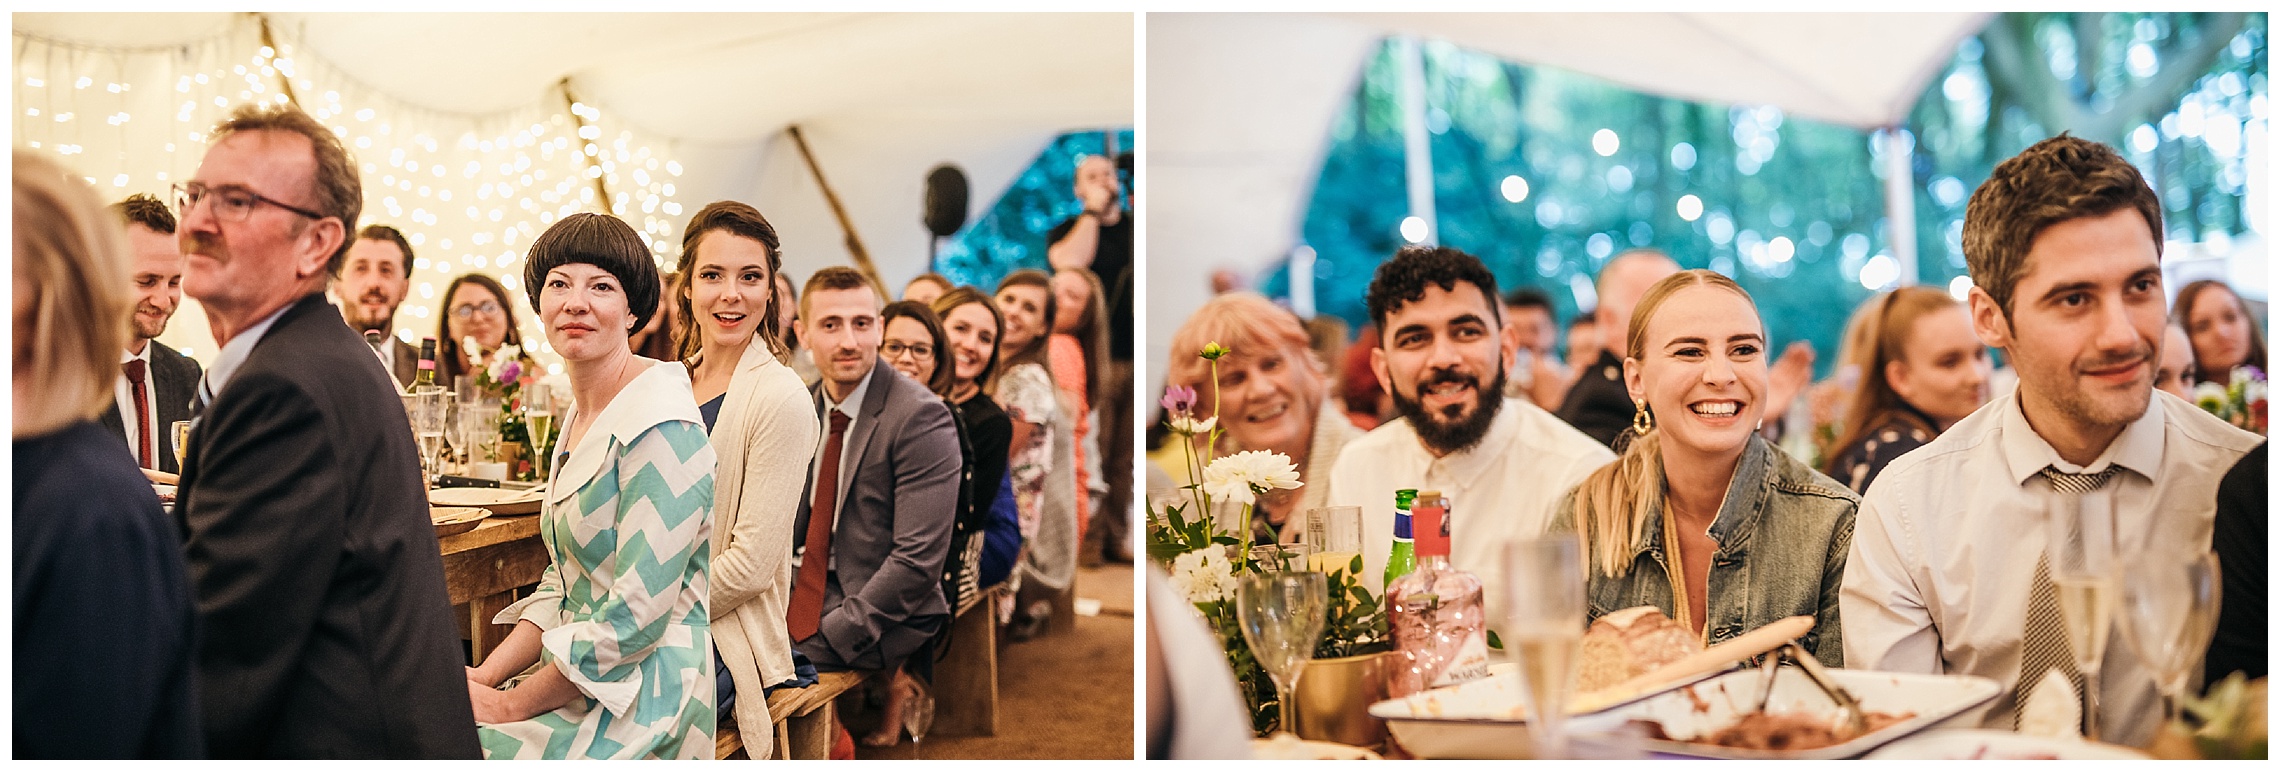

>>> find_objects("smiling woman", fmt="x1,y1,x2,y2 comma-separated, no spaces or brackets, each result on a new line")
1548,269,1858,666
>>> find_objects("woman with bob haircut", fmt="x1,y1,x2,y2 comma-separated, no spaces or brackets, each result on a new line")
1824,286,1991,493
1159,292,1364,545
672,200,818,758
466,212,717,759
13,149,204,759
1548,270,1857,665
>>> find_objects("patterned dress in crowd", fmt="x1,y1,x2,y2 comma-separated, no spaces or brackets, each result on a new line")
480,365,717,759
1829,408,1938,495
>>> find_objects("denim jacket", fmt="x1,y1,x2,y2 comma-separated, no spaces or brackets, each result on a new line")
1549,434,1857,666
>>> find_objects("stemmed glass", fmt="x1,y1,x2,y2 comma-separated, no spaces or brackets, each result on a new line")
2115,550,2221,725
1502,535,1586,759
524,384,557,482
171,420,193,472
1237,569,1329,738
903,678,936,759
409,388,450,486
2048,489,2117,741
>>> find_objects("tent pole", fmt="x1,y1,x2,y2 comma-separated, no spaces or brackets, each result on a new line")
255,14,297,107
559,78,613,217
1879,126,1919,287
1396,35,1438,248
787,125,879,288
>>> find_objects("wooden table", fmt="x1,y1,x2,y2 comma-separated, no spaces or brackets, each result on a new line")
437,514,548,665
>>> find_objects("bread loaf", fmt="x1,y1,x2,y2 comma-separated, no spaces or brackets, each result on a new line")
1576,606,1702,693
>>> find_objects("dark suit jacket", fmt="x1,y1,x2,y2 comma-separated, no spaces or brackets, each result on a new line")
386,336,421,390
1554,349,1633,450
99,340,203,474
175,294,478,758
791,362,962,673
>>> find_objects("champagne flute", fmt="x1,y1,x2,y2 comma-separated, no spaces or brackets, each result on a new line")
1503,535,1586,759
2048,489,2117,741
2115,550,2221,725
1237,570,1329,737
524,384,556,481
411,389,449,486
171,420,193,472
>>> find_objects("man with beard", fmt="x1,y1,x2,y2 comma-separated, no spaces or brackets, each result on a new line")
332,224,419,387
1327,246,1613,632
1841,135,2259,744
99,193,204,475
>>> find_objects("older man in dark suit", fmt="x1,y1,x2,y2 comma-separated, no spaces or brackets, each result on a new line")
789,267,962,675
99,193,203,475
172,103,477,758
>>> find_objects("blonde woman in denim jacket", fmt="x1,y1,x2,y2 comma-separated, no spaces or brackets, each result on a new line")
1547,270,1857,665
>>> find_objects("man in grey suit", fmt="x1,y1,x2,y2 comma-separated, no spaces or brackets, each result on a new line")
173,103,477,758
332,224,420,388
99,193,203,475
789,266,962,675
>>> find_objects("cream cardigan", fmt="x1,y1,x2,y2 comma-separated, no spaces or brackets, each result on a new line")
704,344,820,758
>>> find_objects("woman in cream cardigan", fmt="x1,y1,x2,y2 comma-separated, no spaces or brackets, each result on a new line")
674,202,819,756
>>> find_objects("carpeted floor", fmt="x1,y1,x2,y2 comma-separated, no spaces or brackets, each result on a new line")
850,561,1137,759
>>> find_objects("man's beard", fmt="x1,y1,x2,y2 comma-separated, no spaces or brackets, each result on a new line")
131,304,170,341
1391,363,1507,456
348,288,398,334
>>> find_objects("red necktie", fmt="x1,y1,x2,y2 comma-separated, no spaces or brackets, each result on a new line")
788,409,851,642
124,359,153,469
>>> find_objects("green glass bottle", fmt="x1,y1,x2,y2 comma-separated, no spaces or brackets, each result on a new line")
1384,488,1420,587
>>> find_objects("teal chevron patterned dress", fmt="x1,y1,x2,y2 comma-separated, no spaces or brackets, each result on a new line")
479,413,717,759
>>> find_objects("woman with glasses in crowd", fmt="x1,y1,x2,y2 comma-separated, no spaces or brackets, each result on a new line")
672,201,818,758
994,270,1077,639
433,273,536,393
1549,270,1857,665
466,212,716,759
1824,286,1991,494
14,149,203,758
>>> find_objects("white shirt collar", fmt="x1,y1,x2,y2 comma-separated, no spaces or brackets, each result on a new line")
204,301,296,398
822,363,874,425
120,344,152,365
1995,386,2166,486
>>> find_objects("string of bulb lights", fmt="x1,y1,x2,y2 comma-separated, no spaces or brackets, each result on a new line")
13,15,692,374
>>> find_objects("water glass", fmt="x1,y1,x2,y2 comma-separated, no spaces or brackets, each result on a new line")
1502,534,1586,759
1303,506,1364,576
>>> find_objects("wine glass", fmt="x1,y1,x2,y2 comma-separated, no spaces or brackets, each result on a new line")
1502,535,1586,759
523,384,557,481
2047,489,2118,741
1237,570,1329,738
903,677,936,759
2115,550,2221,725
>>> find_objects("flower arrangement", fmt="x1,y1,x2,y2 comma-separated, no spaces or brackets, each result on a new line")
1147,342,1391,736
2192,365,2267,435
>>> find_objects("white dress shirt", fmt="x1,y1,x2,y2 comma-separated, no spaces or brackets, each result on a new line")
114,344,158,462
1842,389,2260,744
1327,397,1615,635
798,368,871,572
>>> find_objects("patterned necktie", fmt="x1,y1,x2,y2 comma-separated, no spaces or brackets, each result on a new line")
2017,466,2119,732
788,409,851,642
124,359,153,469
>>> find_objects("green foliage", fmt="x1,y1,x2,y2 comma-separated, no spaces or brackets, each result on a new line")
938,129,1136,288
1316,553,1392,661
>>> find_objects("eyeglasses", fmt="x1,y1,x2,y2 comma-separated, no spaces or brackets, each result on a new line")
882,341,934,360
450,300,503,319
172,182,327,223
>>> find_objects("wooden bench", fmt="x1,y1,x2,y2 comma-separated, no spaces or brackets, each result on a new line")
715,582,1012,759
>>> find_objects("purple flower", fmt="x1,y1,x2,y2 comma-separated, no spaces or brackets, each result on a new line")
499,361,522,384
1161,384,1197,418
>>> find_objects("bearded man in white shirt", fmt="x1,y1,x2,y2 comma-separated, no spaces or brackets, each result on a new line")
1841,134,2260,745
1327,246,1614,637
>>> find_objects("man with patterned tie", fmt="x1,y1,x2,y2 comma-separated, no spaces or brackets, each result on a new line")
99,193,202,475
788,266,961,679
1841,135,2259,745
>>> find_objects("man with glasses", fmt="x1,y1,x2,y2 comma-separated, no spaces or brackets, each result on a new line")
171,103,478,758
332,224,420,387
